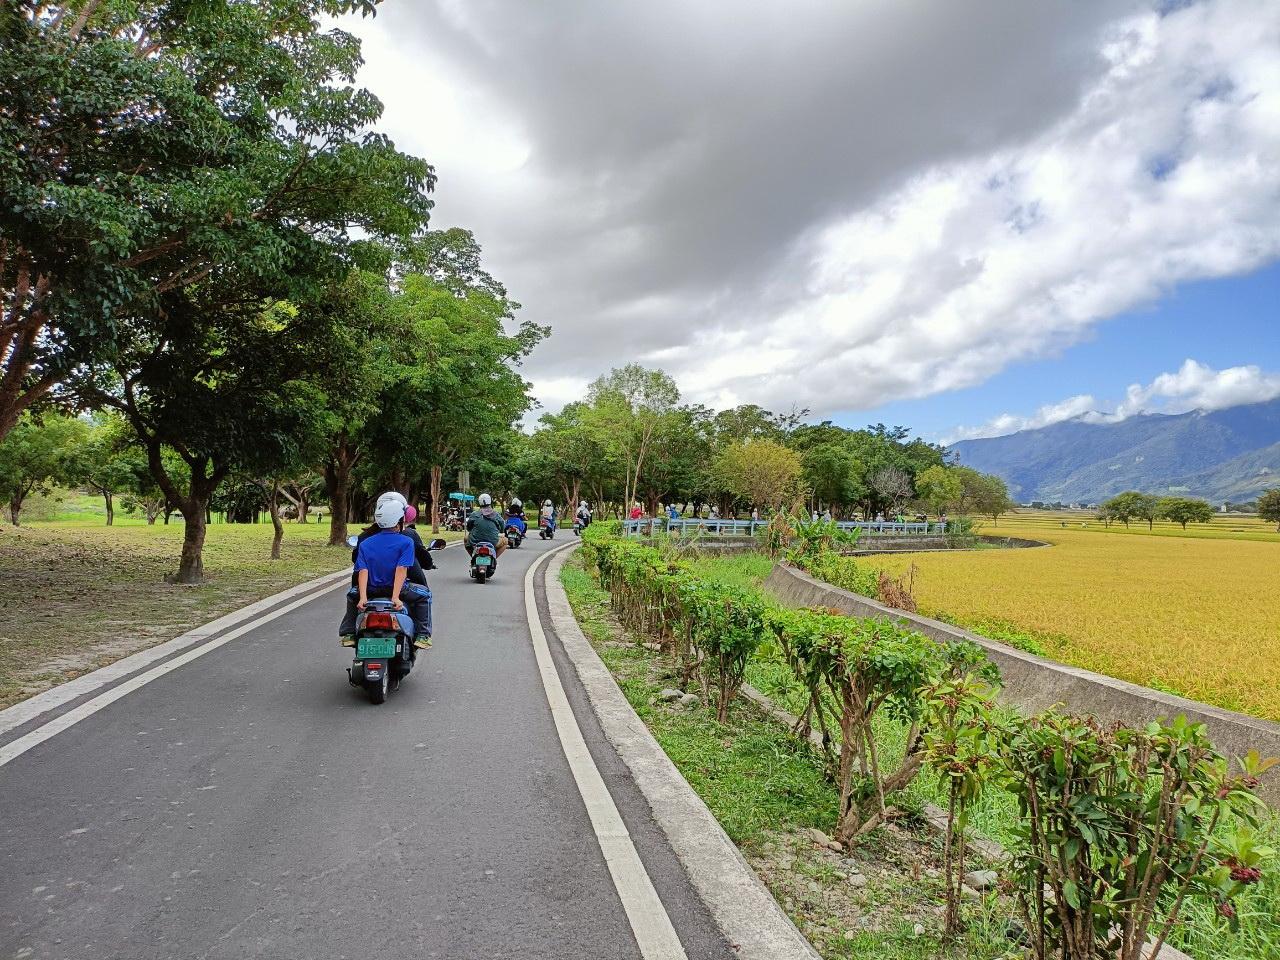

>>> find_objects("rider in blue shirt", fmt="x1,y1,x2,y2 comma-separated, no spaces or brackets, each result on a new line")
339,497,432,648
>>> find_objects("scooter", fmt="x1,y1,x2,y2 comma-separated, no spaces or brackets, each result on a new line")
344,534,445,704
470,542,497,583
346,599,414,704
539,516,556,540
504,515,527,548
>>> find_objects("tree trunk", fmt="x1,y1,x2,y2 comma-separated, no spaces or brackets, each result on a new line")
324,438,356,545
297,489,309,523
269,482,283,560
103,490,114,526
170,501,208,584
429,465,443,534
8,497,20,526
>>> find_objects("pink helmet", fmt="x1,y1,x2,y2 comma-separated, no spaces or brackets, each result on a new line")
403,505,418,524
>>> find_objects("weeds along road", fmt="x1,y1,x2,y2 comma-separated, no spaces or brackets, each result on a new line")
0,537,735,960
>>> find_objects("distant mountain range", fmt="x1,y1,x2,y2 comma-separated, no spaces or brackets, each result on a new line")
948,397,1280,504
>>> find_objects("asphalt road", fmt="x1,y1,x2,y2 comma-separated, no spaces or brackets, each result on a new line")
0,536,736,960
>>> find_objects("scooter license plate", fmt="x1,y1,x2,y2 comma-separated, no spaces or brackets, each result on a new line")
356,636,396,659
475,556,492,566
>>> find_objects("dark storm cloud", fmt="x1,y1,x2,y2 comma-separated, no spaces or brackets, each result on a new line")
353,0,1280,415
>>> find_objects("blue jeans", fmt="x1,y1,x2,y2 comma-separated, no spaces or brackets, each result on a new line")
339,583,432,637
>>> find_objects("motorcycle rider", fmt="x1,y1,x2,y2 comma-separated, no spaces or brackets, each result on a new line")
339,497,433,650
539,498,556,536
507,497,525,519
575,500,592,529
466,493,508,557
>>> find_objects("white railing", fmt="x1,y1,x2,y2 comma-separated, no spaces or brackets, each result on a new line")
619,518,949,537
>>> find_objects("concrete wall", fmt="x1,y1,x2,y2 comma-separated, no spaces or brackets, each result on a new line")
765,562,1280,803
845,534,1048,555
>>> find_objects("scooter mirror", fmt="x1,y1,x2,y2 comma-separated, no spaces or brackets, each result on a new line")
345,535,359,548
429,538,447,550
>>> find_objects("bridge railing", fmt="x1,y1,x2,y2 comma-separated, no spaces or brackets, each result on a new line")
619,518,949,537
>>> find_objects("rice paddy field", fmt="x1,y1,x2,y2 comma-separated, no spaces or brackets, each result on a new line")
864,510,1280,722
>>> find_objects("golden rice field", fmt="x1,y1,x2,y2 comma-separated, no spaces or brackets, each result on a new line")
865,512,1280,722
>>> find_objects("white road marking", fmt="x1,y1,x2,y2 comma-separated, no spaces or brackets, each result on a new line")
524,543,689,960
0,581,346,769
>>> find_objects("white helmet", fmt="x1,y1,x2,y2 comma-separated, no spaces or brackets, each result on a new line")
478,493,492,507
579,501,588,508
377,491,408,509
544,499,552,506
511,497,522,508
374,498,405,529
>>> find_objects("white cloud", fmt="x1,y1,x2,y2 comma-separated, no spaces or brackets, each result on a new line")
944,394,1100,444
1115,359,1280,418
350,0,1280,418
946,359,1280,443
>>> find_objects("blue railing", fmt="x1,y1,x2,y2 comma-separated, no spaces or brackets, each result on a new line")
620,518,949,537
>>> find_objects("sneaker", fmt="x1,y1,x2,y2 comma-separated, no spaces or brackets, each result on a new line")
413,636,432,650
339,635,356,647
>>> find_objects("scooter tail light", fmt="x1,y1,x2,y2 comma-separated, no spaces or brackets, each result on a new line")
364,612,395,629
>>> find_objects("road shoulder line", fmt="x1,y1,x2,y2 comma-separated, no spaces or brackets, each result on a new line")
541,546,821,960
524,543,688,960
0,567,353,739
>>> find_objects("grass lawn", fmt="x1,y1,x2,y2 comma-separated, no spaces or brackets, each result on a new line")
0,519,456,709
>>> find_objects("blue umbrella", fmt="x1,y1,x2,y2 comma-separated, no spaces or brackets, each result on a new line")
448,492,475,502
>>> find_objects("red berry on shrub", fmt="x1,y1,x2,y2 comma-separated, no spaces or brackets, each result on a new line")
1218,902,1236,919
1230,867,1262,885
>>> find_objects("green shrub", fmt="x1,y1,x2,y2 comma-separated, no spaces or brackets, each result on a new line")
998,713,1275,960
766,605,996,845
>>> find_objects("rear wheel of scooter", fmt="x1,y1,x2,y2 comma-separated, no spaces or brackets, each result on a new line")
368,670,388,704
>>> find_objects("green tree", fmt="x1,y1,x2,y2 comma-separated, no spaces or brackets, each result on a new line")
63,411,137,525
92,299,345,581
1102,491,1158,529
0,412,83,524
636,404,713,514
915,465,962,518
710,404,792,444
525,403,615,518
1,0,433,441
711,439,805,513
966,471,1014,524
802,443,866,515
1158,496,1215,530
366,275,544,532
1259,488,1280,532
585,365,680,512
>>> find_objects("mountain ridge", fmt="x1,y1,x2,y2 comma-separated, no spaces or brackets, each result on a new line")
948,396,1280,503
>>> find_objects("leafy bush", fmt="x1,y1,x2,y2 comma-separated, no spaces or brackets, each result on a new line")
786,518,861,561
998,713,1276,960
767,606,996,844
794,550,880,599
921,673,1003,939
584,525,765,719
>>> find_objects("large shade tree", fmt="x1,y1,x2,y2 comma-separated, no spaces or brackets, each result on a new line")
1,0,433,441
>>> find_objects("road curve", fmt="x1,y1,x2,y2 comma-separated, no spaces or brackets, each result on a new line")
0,536,736,960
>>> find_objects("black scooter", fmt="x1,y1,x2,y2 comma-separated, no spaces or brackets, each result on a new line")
344,535,446,703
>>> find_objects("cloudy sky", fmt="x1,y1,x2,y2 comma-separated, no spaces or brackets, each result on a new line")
349,0,1280,443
